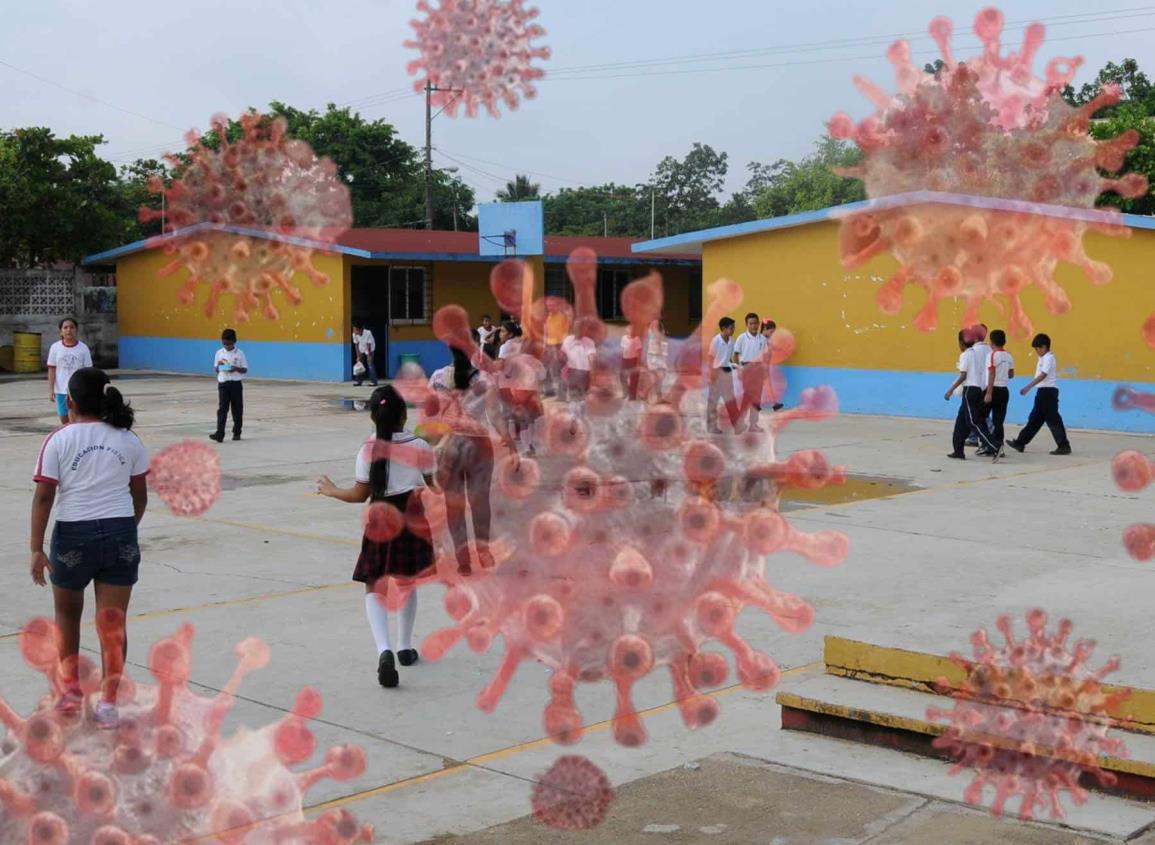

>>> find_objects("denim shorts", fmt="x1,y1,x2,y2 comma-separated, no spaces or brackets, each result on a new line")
50,517,140,591
54,393,68,418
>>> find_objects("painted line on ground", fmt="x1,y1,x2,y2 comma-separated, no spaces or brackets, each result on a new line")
304,660,823,814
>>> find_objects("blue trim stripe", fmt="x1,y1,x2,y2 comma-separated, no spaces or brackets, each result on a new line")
632,190,1155,255
119,336,350,382
774,365,1155,435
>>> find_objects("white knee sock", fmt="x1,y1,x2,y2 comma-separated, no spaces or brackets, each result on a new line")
397,591,418,652
365,594,392,656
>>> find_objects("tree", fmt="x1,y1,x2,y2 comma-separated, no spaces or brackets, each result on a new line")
496,173,541,201
1062,58,1155,115
747,136,865,219
543,184,649,236
0,128,132,267
651,142,729,236
1091,102,1155,215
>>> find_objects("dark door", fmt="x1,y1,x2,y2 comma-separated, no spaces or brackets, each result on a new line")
351,265,390,381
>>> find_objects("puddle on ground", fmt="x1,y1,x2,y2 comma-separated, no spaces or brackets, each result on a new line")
781,473,921,507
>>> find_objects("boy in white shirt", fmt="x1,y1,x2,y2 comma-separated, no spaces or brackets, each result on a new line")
984,329,1015,459
1008,332,1071,455
732,311,768,432
562,321,597,400
210,328,248,443
967,325,997,456
352,322,378,387
478,314,499,358
46,317,93,425
707,317,739,434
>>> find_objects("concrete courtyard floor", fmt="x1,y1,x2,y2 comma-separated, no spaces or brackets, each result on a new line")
1,372,1153,844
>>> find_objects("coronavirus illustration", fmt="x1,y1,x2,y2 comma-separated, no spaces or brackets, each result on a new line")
400,251,848,747
142,111,353,322
1111,449,1155,561
829,7,1147,338
531,755,613,831
928,609,1129,820
149,441,222,517
405,0,550,118
0,616,372,844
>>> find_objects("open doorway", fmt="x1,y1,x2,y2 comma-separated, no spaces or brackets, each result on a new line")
351,265,389,382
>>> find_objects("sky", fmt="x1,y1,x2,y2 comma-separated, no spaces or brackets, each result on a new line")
2,0,1154,211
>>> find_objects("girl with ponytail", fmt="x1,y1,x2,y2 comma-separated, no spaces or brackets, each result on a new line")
29,368,149,729
317,384,438,689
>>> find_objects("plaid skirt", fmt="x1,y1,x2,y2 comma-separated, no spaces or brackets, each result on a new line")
353,490,435,582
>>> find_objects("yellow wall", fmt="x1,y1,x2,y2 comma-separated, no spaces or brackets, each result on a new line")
703,218,1155,381
117,245,346,343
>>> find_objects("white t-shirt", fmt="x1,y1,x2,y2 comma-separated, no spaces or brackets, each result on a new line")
215,347,248,383
562,336,596,371
645,328,669,370
965,341,991,388
732,331,767,364
47,341,93,395
355,432,434,496
33,422,149,522
709,334,735,369
498,338,522,360
621,334,642,361
478,325,498,347
1035,351,1058,388
989,350,1014,387
353,330,375,355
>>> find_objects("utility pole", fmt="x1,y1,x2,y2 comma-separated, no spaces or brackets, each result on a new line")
424,81,434,231
603,210,608,237
650,187,655,240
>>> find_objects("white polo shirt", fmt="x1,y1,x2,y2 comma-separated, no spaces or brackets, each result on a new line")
709,334,735,369
621,334,642,361
964,342,991,388
1035,351,1058,387
478,325,498,347
989,350,1014,387
33,422,149,521
353,329,375,355
562,336,596,371
355,433,434,496
47,340,93,395
732,331,767,365
215,347,248,383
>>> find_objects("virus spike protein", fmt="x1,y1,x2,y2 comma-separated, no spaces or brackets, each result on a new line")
0,618,372,845
405,0,551,118
928,609,1129,820
829,6,1147,340
414,249,849,747
142,112,352,323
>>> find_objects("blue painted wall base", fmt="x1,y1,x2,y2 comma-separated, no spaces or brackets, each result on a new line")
120,336,348,381
776,365,1155,434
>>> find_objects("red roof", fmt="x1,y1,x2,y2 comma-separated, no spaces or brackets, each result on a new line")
335,229,698,262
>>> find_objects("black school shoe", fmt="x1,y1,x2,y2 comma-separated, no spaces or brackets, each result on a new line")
378,650,399,688
209,432,224,443
1051,444,1072,455
947,451,965,460
232,433,242,441
398,648,419,666
1006,439,1025,453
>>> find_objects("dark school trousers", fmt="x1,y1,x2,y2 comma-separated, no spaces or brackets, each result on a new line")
953,387,996,454
216,381,243,437
1018,386,1069,448
988,386,1009,448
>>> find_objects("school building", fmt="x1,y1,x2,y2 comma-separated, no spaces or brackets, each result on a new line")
634,191,1155,433
83,227,701,382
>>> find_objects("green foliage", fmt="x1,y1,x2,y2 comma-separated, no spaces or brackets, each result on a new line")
0,128,135,268
496,174,541,201
651,142,730,235
543,184,649,236
1091,103,1155,215
748,136,865,219
1061,59,1155,116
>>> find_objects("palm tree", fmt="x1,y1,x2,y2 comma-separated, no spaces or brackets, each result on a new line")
496,174,541,202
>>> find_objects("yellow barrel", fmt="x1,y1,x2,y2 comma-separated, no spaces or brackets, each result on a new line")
13,332,42,373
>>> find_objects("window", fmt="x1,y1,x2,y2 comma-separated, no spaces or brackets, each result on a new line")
597,267,632,321
688,270,702,324
388,266,429,324
545,265,574,303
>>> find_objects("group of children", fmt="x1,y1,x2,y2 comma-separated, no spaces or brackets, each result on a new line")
707,312,785,434
945,324,1071,461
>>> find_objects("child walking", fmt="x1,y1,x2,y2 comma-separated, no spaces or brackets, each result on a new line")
317,385,437,688
30,367,148,727
1008,333,1071,455
47,317,93,425
732,311,768,432
984,329,1015,459
211,328,248,443
707,317,739,434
